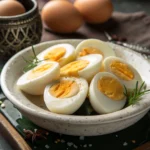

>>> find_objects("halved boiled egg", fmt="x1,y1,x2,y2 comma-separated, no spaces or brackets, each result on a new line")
37,44,75,67
60,54,102,82
89,72,126,114
75,39,116,59
103,56,143,90
44,77,88,115
17,62,60,95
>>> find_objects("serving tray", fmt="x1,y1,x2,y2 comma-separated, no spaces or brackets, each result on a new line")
0,113,31,150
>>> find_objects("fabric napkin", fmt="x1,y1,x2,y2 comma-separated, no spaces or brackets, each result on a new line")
37,0,150,48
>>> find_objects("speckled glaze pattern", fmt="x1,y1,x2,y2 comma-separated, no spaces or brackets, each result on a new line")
1,40,150,136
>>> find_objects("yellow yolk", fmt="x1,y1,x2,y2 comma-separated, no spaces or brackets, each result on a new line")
98,76,124,101
110,60,134,81
27,64,53,80
44,47,66,62
100,63,105,72
79,47,103,57
60,60,89,77
49,80,79,98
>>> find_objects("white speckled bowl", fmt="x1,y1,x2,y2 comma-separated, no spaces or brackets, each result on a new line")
1,39,150,136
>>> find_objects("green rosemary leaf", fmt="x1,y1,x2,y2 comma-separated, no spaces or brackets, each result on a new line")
144,89,150,92
123,85,128,96
32,46,38,62
23,46,42,72
22,57,30,63
124,81,150,106
23,63,37,73
128,94,134,106
135,81,138,95
139,81,145,92
138,89,150,95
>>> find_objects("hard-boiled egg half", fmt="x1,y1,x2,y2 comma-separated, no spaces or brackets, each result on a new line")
75,39,116,59
89,72,126,114
17,61,60,95
60,54,102,82
37,44,75,67
103,56,143,90
44,77,88,115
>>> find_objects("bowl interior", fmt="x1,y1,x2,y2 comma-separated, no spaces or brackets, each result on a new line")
19,0,35,12
1,39,150,124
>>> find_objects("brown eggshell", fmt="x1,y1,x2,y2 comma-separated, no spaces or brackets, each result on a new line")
74,0,113,24
42,0,84,33
0,1,26,16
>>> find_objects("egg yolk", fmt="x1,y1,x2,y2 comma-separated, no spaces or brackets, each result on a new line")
27,64,53,80
49,80,79,98
100,63,105,72
44,47,66,62
98,76,125,101
79,47,103,57
110,60,134,81
60,60,89,77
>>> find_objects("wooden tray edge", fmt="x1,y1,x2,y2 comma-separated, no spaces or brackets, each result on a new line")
0,113,31,150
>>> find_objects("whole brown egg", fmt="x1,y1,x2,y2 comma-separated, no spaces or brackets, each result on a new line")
74,0,113,24
0,1,26,16
41,0,84,33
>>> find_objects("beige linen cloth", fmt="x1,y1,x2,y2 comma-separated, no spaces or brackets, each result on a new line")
38,0,150,49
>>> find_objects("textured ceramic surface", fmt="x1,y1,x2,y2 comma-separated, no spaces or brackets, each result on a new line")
1,39,150,136
0,0,42,58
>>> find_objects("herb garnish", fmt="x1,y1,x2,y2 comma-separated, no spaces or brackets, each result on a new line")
124,81,150,106
23,46,45,73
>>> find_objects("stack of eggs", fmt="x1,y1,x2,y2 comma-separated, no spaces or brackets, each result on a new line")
17,39,143,115
42,0,113,33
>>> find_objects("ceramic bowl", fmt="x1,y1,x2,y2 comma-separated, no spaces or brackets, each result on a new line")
0,0,42,59
1,39,150,136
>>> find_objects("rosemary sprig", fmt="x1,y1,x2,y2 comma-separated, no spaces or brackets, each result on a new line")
124,81,150,106
23,46,45,73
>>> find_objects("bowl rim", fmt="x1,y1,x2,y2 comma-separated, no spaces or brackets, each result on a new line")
1,39,150,125
0,0,37,19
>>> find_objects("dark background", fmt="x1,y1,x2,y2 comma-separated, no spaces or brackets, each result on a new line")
112,0,150,14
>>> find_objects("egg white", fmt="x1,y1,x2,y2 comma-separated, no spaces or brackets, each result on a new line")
44,77,88,115
17,61,60,95
89,72,126,114
77,54,102,81
60,54,102,82
37,43,75,67
75,39,116,58
103,56,143,90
